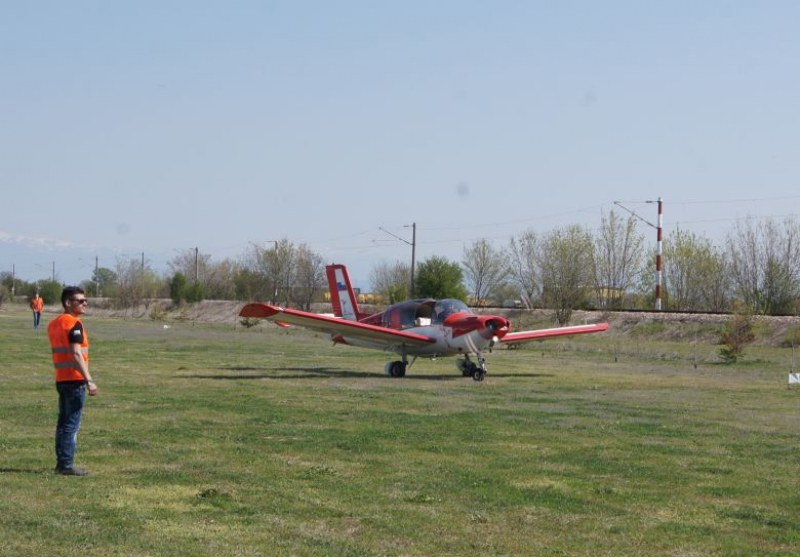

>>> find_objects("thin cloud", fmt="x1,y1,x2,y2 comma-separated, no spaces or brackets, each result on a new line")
0,230,85,250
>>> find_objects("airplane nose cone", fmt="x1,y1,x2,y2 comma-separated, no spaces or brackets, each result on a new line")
443,313,510,339
484,316,510,339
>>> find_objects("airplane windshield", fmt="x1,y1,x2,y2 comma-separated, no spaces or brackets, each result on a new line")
433,299,471,323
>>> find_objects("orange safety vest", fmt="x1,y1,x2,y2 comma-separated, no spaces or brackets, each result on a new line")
47,313,89,382
31,297,44,312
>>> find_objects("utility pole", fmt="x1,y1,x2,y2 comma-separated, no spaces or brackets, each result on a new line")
410,222,416,296
95,256,101,297
379,223,416,296
613,197,664,311
653,197,663,311
265,240,279,303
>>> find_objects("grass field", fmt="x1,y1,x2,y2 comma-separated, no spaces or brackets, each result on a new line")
1,304,798,556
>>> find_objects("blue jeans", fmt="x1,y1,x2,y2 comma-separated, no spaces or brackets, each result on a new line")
55,381,86,470
33,311,41,329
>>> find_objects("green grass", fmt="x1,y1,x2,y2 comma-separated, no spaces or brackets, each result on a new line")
1,304,798,556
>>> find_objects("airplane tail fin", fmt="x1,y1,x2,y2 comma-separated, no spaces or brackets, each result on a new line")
326,264,364,321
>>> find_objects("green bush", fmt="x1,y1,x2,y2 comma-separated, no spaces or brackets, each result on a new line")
239,317,260,329
719,310,755,363
170,273,188,305
186,282,205,303
36,280,64,306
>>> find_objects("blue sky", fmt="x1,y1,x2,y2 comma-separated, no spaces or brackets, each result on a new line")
2,1,799,289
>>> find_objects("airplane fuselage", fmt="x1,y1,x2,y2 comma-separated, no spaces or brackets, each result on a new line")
332,297,507,359
333,323,489,357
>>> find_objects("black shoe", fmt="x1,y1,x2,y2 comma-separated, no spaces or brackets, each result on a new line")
56,466,89,476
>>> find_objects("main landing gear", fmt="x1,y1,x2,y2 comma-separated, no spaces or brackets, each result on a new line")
456,353,487,382
385,360,407,377
385,352,414,377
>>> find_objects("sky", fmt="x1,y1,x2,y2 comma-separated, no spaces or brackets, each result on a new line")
2,1,799,290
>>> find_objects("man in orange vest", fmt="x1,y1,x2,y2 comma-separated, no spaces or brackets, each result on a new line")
30,292,44,329
47,286,98,476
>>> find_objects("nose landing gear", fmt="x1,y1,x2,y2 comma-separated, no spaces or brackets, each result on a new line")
456,354,487,382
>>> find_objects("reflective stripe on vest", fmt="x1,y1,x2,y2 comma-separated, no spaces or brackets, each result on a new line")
52,347,89,368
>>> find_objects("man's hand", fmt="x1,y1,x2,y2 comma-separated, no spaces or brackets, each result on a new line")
87,381,98,396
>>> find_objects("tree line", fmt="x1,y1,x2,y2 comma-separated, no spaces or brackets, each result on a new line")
459,212,800,322
3,213,800,321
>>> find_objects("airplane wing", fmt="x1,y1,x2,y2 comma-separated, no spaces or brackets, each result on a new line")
501,322,609,345
239,303,436,347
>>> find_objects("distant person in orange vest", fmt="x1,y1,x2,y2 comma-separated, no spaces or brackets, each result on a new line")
47,286,98,476
30,292,44,329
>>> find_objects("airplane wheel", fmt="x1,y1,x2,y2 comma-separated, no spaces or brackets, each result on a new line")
387,361,406,377
472,370,486,382
457,360,471,377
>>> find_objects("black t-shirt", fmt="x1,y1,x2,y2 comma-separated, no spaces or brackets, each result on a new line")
68,321,85,344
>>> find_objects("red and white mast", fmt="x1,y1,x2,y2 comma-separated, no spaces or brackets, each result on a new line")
613,197,664,311
655,197,663,311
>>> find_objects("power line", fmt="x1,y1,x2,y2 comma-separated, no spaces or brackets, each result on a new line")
671,194,800,206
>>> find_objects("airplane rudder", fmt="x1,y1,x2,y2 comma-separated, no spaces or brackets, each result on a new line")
326,264,344,317
332,264,361,321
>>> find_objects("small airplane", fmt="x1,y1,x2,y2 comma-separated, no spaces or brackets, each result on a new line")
239,264,609,381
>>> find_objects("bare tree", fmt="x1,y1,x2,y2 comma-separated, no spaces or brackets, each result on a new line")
727,217,800,314
168,249,239,300
593,210,644,309
204,258,239,300
168,248,211,284
370,261,411,304
461,239,509,305
245,239,328,307
663,229,730,312
114,257,162,310
539,225,595,325
251,239,296,304
507,231,541,309
293,245,326,310
695,249,730,313
663,229,698,311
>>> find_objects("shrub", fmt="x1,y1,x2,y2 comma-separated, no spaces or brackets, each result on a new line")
170,273,188,305
185,282,205,303
239,317,260,329
719,310,755,363
149,303,167,321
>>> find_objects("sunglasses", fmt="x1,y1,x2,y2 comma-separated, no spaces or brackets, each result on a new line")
71,298,88,305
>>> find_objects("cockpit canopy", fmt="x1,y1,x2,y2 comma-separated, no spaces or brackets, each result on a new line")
371,298,472,330
433,299,471,322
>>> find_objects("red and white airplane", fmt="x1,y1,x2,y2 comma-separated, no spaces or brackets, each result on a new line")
239,264,609,381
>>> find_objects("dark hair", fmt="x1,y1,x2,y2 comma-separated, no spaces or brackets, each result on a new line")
61,286,85,308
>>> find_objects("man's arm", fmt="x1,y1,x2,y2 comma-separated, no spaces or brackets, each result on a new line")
70,343,98,396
